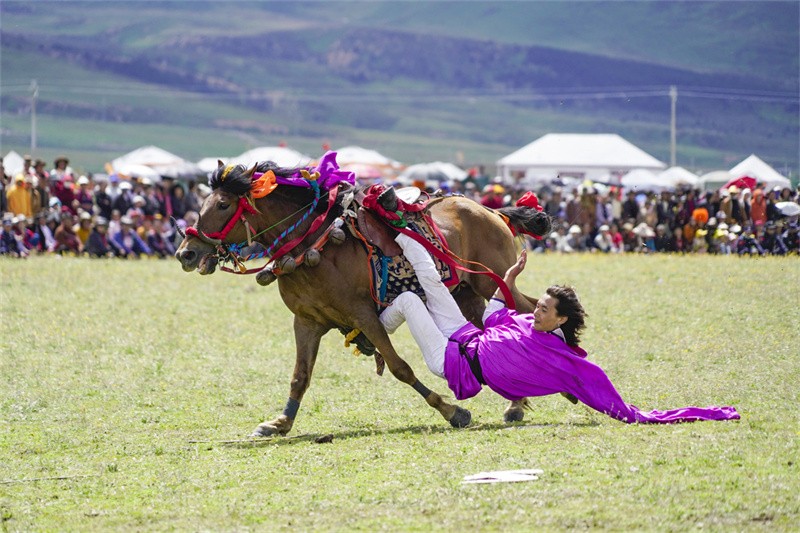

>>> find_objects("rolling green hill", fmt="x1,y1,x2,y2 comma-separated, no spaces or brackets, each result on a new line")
1,1,797,179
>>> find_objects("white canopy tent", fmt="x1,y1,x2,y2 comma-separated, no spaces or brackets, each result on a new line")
231,146,313,168
698,170,734,191
334,145,402,170
112,146,202,180
729,154,791,190
658,166,700,189
620,168,672,192
497,133,665,183
2,151,25,177
398,161,467,184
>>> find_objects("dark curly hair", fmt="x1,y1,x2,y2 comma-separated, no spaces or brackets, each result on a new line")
546,285,587,346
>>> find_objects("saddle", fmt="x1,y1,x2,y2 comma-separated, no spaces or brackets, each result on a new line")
353,186,424,257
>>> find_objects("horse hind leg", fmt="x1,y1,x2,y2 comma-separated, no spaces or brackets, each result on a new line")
357,317,471,428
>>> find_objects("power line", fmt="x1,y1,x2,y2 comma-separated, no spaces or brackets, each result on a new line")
1,83,797,104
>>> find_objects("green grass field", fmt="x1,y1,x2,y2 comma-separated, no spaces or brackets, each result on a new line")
1,253,798,530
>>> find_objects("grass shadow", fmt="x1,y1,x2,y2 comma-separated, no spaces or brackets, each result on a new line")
202,419,601,449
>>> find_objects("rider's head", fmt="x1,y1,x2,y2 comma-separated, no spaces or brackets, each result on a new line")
532,285,586,346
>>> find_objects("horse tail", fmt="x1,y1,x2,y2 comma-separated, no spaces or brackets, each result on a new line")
496,205,552,239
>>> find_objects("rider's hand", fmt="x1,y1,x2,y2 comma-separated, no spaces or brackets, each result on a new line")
504,249,527,283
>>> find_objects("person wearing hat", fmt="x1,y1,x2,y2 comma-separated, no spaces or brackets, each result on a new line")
34,210,56,253
146,215,176,258
75,211,94,245
94,176,113,220
51,169,76,215
13,215,38,254
0,215,24,257
50,155,73,182
480,183,504,209
85,216,118,258
112,181,134,215
32,158,49,184
564,224,587,253
760,220,788,255
621,190,639,222
593,224,618,253
5,173,33,218
714,222,731,255
111,215,151,258
75,176,94,213
53,210,82,254
728,185,747,226
750,189,767,227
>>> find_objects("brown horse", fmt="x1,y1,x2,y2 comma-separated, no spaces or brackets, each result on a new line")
175,158,550,436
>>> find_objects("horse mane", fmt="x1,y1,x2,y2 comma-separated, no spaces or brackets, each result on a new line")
209,160,350,221
209,161,303,196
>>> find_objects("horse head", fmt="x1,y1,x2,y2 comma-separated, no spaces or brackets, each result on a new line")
175,160,265,275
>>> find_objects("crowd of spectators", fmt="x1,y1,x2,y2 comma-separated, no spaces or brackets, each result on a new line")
2,154,798,259
444,174,800,256
1,154,207,258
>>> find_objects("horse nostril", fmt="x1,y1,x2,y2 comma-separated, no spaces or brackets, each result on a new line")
180,249,197,264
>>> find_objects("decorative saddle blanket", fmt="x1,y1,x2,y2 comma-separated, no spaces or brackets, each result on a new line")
367,217,459,309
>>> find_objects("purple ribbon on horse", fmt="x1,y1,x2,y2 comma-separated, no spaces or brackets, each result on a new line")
253,151,357,190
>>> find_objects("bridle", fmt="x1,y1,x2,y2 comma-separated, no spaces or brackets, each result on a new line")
181,167,335,274
185,195,259,247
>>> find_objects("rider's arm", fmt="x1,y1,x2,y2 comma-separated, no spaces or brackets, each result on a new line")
487,249,527,309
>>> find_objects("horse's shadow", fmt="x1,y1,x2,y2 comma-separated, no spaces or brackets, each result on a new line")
210,419,601,449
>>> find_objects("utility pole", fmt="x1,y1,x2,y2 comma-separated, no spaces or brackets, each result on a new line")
30,79,39,155
669,85,677,167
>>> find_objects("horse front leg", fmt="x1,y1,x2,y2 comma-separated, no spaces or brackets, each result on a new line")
356,316,471,428
251,315,327,437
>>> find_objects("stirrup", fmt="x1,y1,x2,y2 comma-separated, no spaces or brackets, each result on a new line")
377,187,398,212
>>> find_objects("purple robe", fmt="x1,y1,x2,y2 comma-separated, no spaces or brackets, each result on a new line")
444,308,739,424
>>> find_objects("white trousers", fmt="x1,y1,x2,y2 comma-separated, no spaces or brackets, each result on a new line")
379,234,469,377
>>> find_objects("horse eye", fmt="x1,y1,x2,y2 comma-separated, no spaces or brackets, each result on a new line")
218,201,230,210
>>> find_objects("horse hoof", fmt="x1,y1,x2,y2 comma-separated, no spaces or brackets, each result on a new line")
449,406,472,428
503,408,524,423
250,423,279,437
561,392,579,405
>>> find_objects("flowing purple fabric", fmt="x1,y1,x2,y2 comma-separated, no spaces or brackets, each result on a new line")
444,308,739,424
253,151,356,190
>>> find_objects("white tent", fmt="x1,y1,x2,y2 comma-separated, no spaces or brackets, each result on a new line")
698,170,733,191
729,154,791,190
231,146,312,168
2,151,25,177
334,145,402,170
197,157,230,174
398,161,467,184
497,133,665,182
658,166,700,189
620,168,672,192
112,146,202,180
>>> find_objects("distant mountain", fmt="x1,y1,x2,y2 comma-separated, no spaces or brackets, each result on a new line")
1,1,797,178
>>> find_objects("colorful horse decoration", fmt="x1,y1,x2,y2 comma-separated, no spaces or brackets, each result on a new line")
176,152,552,436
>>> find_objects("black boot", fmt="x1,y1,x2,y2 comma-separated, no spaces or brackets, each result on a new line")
377,187,398,212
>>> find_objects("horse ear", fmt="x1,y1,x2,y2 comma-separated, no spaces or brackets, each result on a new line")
246,164,258,178
217,159,225,168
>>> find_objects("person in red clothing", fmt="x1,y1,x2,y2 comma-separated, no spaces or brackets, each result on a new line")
480,184,505,209
750,188,767,227
53,210,82,254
